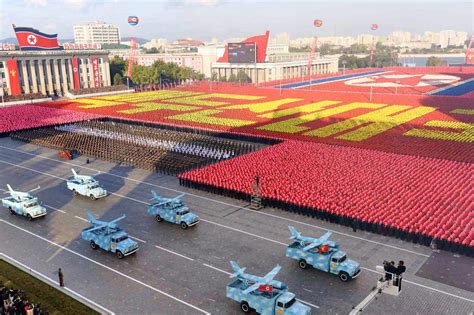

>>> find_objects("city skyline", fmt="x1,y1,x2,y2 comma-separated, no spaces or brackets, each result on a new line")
1,0,472,41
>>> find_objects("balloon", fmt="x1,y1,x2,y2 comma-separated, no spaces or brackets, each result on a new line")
313,19,323,27
371,23,379,31
128,16,139,26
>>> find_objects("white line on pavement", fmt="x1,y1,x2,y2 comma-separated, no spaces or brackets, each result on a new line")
202,263,232,276
296,299,320,309
0,219,211,314
0,252,115,314
44,204,66,213
0,158,471,303
0,145,430,258
155,245,194,261
74,215,88,222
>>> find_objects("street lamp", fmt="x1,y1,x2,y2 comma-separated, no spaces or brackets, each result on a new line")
342,60,347,75
159,70,164,90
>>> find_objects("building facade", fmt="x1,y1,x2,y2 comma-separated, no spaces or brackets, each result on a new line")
212,56,338,84
74,22,120,45
0,50,111,96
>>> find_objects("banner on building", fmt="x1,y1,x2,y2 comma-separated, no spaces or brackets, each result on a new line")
6,59,21,96
62,43,101,50
13,25,62,51
91,57,101,87
72,57,80,90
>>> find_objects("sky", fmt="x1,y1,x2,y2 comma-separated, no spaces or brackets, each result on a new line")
0,0,472,41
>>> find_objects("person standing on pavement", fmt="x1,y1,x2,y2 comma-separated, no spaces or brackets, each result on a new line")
58,268,64,287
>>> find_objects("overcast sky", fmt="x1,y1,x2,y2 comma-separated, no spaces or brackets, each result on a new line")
1,0,472,41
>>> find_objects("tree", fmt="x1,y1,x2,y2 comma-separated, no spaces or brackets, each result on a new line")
426,56,444,67
110,56,127,81
236,70,251,83
113,73,123,86
228,73,237,82
211,72,218,81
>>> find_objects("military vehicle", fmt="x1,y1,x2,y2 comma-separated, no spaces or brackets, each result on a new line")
66,169,107,200
226,261,311,314
81,212,139,259
1,184,47,220
147,191,199,229
286,226,360,282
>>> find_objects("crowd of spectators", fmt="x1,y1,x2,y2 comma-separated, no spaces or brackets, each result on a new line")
1,284,46,315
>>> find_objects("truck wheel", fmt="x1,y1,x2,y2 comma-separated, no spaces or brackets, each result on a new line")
9,208,15,215
299,259,308,269
116,251,124,259
339,271,351,282
90,241,98,250
27,214,33,221
155,215,163,222
73,189,78,196
240,301,251,313
90,194,96,200
180,222,188,230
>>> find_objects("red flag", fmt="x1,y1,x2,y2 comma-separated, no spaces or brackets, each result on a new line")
258,285,273,293
72,57,80,90
6,60,21,96
14,26,61,51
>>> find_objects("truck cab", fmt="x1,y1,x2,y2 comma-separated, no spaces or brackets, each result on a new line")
147,192,199,229
2,197,47,220
67,178,107,200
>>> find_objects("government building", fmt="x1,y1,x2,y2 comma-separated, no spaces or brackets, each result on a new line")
0,50,111,97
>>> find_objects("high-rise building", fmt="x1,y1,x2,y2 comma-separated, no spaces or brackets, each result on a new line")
74,22,120,45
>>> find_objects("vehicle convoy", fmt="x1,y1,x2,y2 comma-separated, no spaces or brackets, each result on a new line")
147,191,199,229
1,184,47,220
81,212,139,259
66,169,107,200
286,226,360,282
226,261,311,315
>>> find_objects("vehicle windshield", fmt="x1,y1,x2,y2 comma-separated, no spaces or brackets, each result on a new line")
24,202,38,208
339,256,347,263
89,184,99,189
284,298,296,308
115,235,128,242
178,210,189,216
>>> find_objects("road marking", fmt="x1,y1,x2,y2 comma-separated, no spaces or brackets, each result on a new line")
303,288,313,293
155,245,194,261
74,215,88,222
1,158,471,303
44,204,66,214
0,145,430,258
200,218,287,246
296,298,320,309
0,252,115,315
129,236,147,244
0,219,211,314
202,263,232,276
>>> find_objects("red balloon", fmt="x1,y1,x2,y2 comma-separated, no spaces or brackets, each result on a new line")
313,19,323,27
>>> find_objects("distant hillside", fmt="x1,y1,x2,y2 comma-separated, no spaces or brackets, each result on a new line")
121,37,149,45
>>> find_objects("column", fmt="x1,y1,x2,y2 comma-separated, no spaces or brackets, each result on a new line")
29,60,38,93
60,59,68,93
3,61,11,95
67,59,74,89
45,59,54,95
88,58,94,87
53,59,61,92
21,61,30,94
37,60,46,95
103,58,111,86
80,58,89,88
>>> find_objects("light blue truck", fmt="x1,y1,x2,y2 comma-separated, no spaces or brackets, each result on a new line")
286,226,360,282
147,191,199,229
67,169,107,200
1,185,47,220
226,261,311,314
81,212,139,259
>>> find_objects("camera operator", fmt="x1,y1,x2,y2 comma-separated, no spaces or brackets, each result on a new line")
395,261,406,290
383,260,396,281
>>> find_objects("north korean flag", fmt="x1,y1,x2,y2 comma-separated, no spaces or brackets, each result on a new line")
14,26,62,51
258,285,273,293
